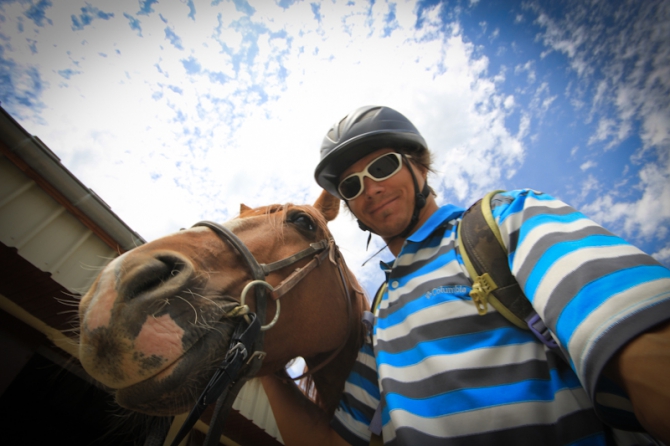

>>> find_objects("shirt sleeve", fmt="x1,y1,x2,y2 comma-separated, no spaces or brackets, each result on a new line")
330,342,380,446
491,189,670,431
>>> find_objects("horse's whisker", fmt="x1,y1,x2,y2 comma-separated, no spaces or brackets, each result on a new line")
184,290,224,310
173,295,199,326
54,297,81,307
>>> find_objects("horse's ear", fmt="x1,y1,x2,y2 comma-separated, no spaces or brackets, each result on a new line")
314,190,340,222
240,203,252,213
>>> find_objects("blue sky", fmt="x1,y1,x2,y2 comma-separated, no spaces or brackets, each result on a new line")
1,0,668,298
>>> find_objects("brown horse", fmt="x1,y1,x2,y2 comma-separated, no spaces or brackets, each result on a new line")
77,191,368,422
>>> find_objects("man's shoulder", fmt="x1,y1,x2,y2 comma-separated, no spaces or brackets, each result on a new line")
408,204,464,243
430,204,465,227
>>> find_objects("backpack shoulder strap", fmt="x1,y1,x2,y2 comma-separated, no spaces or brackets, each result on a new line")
362,281,386,339
458,190,561,350
371,281,386,315
458,190,535,330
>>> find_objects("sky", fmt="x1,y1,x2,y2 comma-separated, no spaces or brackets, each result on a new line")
2,0,669,300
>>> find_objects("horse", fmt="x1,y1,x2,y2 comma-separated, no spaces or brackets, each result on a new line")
77,190,368,441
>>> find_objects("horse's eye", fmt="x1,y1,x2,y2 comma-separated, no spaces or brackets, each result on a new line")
289,213,316,232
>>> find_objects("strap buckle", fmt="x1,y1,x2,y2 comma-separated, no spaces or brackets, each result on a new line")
526,313,559,349
470,273,498,315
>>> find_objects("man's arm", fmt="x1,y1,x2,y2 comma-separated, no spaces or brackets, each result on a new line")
261,374,350,446
492,190,670,442
604,320,670,443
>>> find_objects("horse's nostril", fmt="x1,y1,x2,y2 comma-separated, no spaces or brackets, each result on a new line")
158,255,187,276
121,254,191,301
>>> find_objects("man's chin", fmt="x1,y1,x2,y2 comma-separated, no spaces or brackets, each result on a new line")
368,219,411,240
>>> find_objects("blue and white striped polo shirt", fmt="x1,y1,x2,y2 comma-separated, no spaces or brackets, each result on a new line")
331,189,670,445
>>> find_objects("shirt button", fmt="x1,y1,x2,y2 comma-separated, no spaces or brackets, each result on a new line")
391,281,399,288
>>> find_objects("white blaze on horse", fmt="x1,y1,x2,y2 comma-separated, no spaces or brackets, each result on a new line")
77,191,368,435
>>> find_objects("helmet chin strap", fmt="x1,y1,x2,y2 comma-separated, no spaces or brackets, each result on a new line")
357,153,429,242
395,153,429,239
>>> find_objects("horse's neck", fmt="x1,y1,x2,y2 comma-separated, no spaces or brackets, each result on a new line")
305,322,364,417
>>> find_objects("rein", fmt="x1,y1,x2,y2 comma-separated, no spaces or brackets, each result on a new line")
149,219,354,446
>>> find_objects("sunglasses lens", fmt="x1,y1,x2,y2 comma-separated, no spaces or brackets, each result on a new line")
369,153,401,179
339,176,362,200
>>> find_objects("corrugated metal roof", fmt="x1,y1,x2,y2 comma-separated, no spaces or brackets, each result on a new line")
233,378,283,443
0,108,144,254
0,154,118,294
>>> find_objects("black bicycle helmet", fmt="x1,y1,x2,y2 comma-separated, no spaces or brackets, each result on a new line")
314,105,428,199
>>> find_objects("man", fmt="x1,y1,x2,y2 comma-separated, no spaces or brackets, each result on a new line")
262,106,670,445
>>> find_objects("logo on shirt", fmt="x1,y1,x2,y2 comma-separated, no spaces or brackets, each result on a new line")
424,285,467,298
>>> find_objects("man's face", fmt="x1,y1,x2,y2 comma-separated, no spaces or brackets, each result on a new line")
339,148,425,238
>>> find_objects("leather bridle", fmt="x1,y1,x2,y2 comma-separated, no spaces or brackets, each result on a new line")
146,219,356,446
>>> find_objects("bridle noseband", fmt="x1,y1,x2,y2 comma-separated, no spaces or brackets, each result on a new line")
155,219,355,446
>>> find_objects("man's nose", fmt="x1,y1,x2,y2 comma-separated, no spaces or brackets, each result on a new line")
362,175,384,197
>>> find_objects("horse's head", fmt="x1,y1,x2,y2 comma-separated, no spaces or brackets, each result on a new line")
78,190,367,417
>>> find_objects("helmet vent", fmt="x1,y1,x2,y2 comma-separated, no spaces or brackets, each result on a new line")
355,107,381,125
336,117,347,138
327,117,347,141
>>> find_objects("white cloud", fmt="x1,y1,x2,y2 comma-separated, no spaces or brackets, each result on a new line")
571,174,600,206
653,245,670,264
514,60,536,84
570,145,579,157
580,160,596,171
580,160,670,242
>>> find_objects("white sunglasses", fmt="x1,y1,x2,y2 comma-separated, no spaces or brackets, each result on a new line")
338,152,408,200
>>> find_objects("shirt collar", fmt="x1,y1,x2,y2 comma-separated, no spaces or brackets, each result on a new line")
377,204,465,274
406,204,464,243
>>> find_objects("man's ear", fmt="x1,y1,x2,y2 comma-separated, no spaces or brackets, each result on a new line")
413,159,429,177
